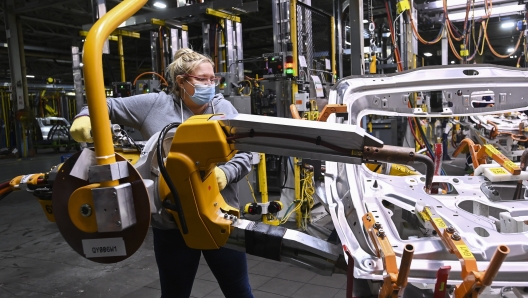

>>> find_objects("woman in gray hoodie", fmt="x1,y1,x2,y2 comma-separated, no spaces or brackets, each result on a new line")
70,48,253,298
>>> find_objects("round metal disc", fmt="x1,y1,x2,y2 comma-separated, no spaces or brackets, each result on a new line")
52,150,151,263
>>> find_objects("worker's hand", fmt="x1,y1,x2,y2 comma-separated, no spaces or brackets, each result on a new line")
70,116,93,143
214,166,228,191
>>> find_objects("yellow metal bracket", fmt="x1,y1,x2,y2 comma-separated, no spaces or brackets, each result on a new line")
453,138,521,175
420,206,510,298
205,8,241,22
396,0,410,14
151,18,188,31
363,212,414,298
79,29,140,40
163,115,239,249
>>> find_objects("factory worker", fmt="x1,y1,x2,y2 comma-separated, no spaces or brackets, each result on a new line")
70,47,253,298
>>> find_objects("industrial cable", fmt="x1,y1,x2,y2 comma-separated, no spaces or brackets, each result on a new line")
300,168,315,230
156,122,188,234
407,11,445,45
483,23,524,59
442,0,470,42
279,167,315,228
469,20,485,60
281,156,289,189
133,72,169,87
120,129,143,152
245,175,258,203
385,0,403,71
415,118,453,192
448,30,464,60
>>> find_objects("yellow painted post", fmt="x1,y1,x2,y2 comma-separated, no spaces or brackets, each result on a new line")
258,153,279,225
118,35,126,82
83,0,147,187
294,157,302,228
330,16,336,81
258,153,268,205
220,19,226,72
290,0,298,101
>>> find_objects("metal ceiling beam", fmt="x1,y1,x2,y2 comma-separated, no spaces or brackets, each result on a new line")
24,30,80,40
14,0,77,14
416,0,514,12
19,15,82,29
0,42,71,54
243,25,273,32
116,0,243,30
54,5,92,16
107,0,159,12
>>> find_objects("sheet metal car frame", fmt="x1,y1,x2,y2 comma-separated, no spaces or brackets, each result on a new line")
323,65,528,286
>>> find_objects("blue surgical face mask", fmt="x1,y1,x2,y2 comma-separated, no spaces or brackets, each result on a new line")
185,80,215,105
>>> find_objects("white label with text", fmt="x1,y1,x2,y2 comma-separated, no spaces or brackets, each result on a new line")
82,238,126,258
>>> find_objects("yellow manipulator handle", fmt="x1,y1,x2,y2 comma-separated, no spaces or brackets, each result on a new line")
82,0,146,186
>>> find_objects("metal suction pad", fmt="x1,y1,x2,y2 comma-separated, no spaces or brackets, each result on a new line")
52,150,151,263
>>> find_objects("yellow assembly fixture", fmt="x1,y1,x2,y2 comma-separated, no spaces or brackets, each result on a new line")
161,115,239,249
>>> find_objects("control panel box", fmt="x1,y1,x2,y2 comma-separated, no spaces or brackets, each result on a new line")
135,80,161,94
112,82,132,98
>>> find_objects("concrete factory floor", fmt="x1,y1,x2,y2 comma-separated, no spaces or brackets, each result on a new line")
0,150,359,298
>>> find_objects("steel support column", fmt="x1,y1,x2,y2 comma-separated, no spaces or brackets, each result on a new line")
150,31,159,74
170,28,180,59
4,0,30,156
442,29,448,65
91,0,110,54
225,19,237,78
202,22,212,58
235,21,244,81
349,0,364,75
72,46,85,113
334,0,343,78
181,28,188,49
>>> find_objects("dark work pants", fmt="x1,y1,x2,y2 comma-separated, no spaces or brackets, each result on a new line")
152,227,254,298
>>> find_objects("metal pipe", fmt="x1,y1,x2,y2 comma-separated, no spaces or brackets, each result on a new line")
330,16,336,81
363,145,435,193
481,245,509,286
83,0,147,186
118,35,126,82
396,244,415,287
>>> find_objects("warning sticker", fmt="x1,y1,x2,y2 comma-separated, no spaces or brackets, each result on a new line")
456,245,474,259
489,168,508,175
484,145,500,156
433,217,447,229
503,160,519,171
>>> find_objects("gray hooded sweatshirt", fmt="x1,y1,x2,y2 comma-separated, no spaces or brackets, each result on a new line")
76,91,252,230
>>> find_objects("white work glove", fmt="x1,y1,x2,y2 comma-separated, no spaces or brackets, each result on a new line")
214,166,228,191
69,116,93,143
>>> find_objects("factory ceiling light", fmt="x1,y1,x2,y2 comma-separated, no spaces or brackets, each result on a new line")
448,3,525,21
153,2,166,9
501,21,515,28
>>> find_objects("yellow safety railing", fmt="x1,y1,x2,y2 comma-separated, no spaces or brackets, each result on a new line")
83,0,147,187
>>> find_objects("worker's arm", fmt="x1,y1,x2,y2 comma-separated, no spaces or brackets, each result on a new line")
76,93,159,130
219,151,252,185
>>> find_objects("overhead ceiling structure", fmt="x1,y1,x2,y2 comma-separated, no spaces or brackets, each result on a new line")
0,0,524,86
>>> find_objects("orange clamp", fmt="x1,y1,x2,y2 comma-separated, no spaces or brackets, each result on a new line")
362,213,414,298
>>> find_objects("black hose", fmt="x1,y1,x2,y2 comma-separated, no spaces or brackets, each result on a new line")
281,156,289,189
156,122,188,234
